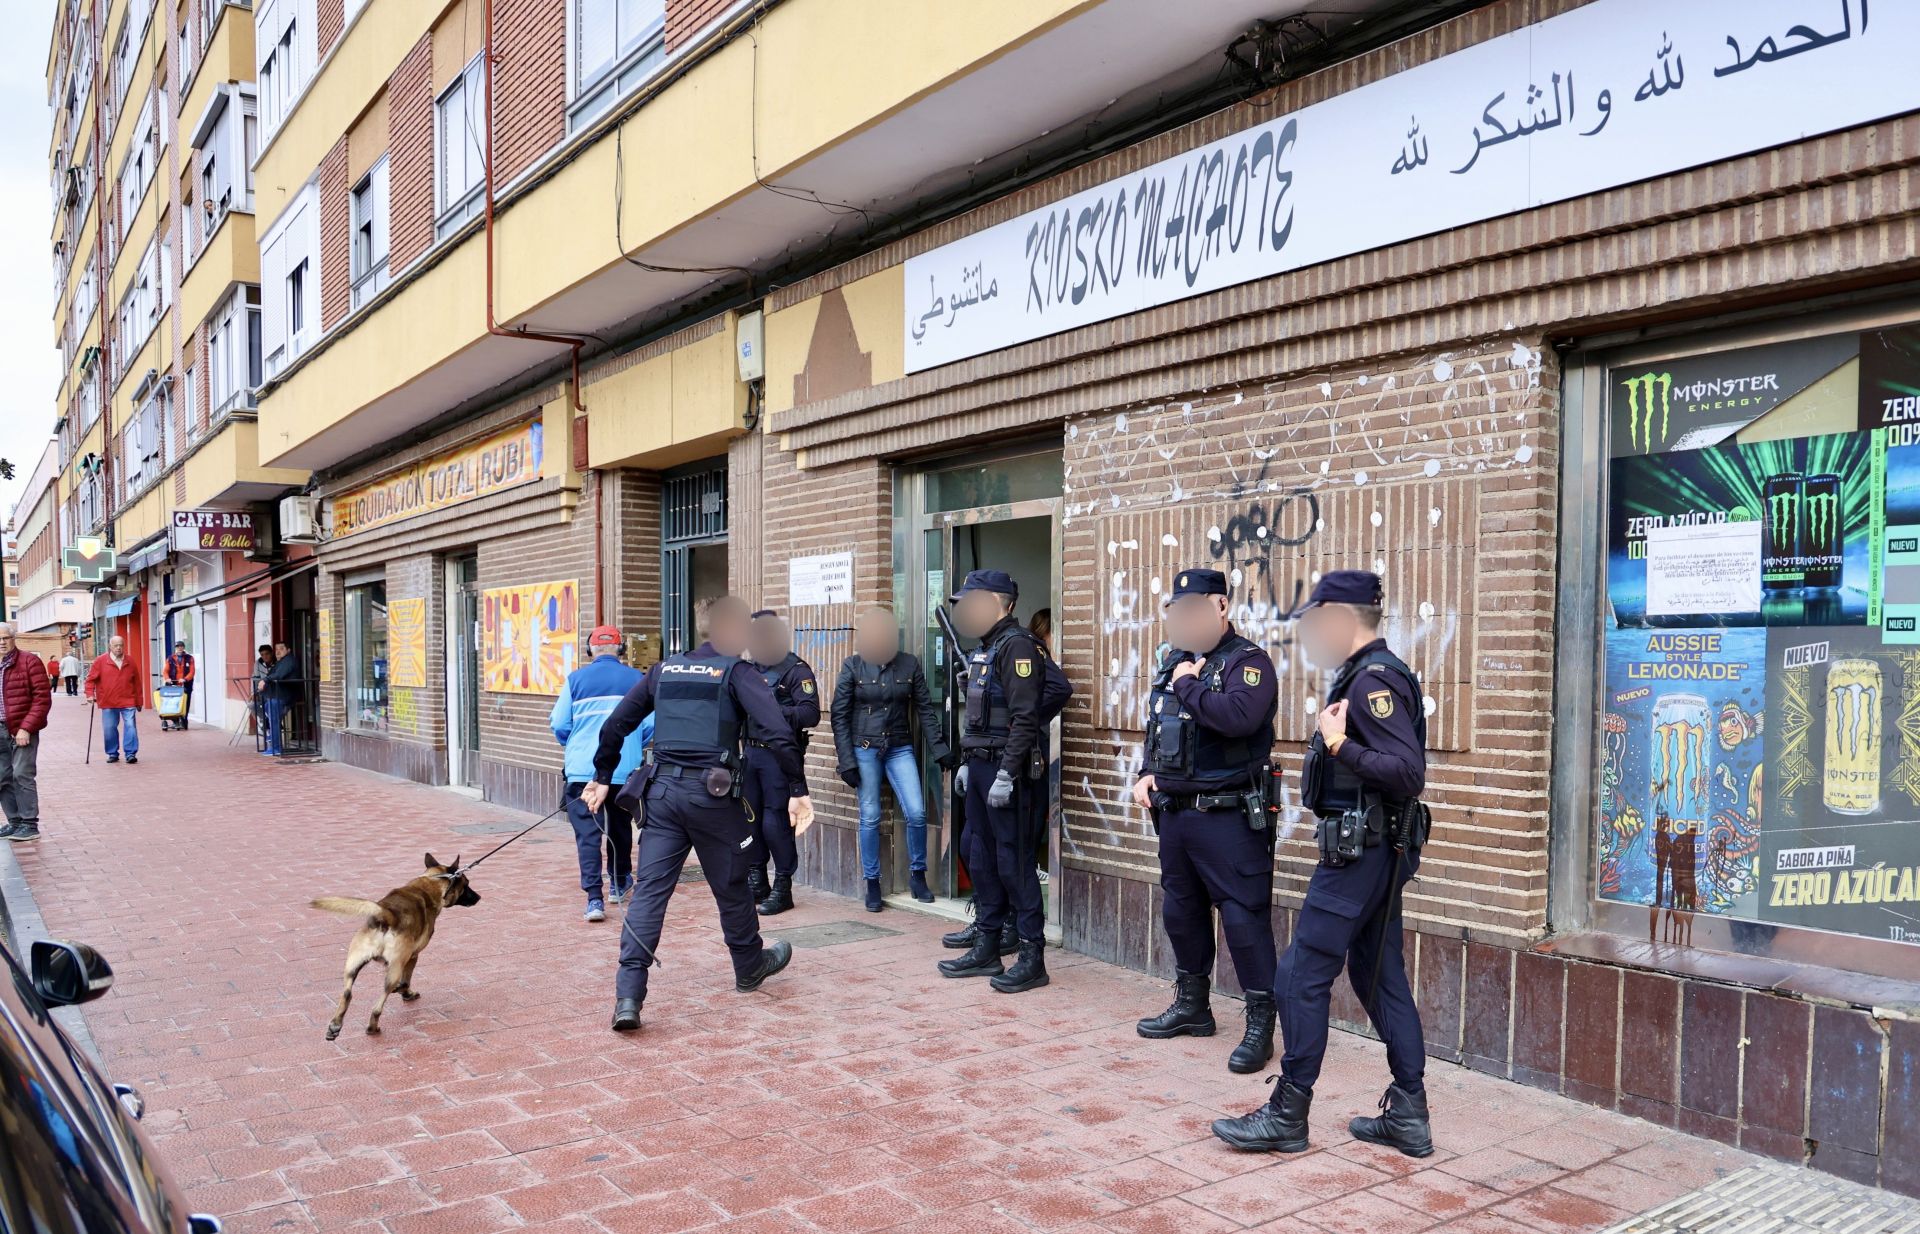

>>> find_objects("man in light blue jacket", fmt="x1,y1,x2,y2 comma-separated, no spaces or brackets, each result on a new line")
552,626,651,922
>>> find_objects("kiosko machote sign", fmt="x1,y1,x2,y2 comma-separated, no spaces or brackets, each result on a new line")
904,0,1909,372
328,419,544,540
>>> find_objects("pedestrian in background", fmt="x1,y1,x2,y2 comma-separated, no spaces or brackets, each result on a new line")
744,610,821,916
262,641,299,756
0,624,53,843
59,650,81,697
251,644,275,739
831,605,946,910
552,625,650,923
84,635,143,766
163,640,196,731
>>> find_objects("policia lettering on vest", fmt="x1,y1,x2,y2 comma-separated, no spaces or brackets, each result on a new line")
581,596,812,1034
1130,569,1284,1074
1212,570,1435,1159
744,609,822,917
935,570,1059,993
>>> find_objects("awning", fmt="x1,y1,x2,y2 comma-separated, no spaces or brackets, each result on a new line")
163,556,319,613
122,539,170,575
103,595,137,618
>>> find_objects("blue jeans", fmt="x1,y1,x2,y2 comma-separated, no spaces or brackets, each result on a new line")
101,708,139,759
854,744,927,881
263,697,285,754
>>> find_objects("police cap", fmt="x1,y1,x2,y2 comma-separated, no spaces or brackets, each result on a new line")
949,569,1019,603
1164,568,1228,606
1294,569,1384,616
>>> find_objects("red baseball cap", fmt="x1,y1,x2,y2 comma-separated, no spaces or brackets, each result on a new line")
588,625,623,648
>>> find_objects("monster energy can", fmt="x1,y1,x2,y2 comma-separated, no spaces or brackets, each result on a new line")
1762,473,1805,591
1802,472,1842,589
1651,693,1712,827
1822,658,1881,816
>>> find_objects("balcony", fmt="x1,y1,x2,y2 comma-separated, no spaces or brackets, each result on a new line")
182,415,308,510
182,202,260,334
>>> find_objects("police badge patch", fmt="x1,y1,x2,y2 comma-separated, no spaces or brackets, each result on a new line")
1367,689,1394,718
801,680,815,694
1014,658,1034,677
1243,667,1262,686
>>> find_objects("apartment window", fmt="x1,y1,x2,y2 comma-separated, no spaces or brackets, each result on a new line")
260,183,316,376
206,286,262,417
350,157,389,309
570,0,666,127
346,580,389,731
182,364,196,433
287,259,307,339
435,56,487,239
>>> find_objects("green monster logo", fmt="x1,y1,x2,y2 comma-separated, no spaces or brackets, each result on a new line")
1806,490,1839,555
1768,489,1799,551
1621,372,1674,452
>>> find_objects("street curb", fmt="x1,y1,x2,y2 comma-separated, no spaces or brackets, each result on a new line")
0,835,105,1063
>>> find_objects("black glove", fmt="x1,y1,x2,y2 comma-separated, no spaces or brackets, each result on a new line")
838,764,860,788
934,745,956,771
987,768,1015,809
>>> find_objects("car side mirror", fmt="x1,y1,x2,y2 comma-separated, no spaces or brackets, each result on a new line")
29,940,114,1007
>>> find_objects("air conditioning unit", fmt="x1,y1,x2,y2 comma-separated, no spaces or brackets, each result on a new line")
279,495,319,543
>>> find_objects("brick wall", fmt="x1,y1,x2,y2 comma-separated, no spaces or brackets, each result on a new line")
610,468,662,644
317,137,350,331
665,0,731,52
492,0,565,185
386,36,435,276
315,0,343,59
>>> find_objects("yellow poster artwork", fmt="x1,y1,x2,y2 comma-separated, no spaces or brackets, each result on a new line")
317,609,334,684
389,598,428,688
482,579,579,695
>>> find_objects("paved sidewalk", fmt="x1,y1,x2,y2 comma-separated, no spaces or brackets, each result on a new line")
8,698,1759,1234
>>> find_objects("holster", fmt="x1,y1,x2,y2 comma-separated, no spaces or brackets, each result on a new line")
1388,799,1432,852
613,764,657,819
1314,802,1379,867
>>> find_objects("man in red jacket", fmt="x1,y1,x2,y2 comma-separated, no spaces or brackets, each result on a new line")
85,635,144,766
0,623,54,842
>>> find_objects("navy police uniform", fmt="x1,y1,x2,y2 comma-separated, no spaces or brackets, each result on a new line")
937,570,1050,992
1212,569,1434,1158
745,614,821,914
1136,569,1281,1073
592,642,804,1019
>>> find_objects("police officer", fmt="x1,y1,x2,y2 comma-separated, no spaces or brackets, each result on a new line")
1212,570,1432,1157
1131,569,1280,1073
936,570,1049,993
582,595,811,1033
745,609,821,916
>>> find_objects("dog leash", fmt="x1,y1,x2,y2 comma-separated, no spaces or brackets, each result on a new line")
455,803,570,871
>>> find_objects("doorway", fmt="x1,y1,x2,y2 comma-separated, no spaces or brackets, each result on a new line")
447,554,482,788
896,446,1065,928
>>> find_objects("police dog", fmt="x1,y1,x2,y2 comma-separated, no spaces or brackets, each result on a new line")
312,854,480,1040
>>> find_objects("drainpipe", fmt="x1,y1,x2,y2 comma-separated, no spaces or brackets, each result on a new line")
481,0,603,623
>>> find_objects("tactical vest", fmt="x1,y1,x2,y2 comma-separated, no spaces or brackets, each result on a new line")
1143,634,1276,787
651,654,743,765
962,628,1032,750
1302,646,1425,814
849,658,909,745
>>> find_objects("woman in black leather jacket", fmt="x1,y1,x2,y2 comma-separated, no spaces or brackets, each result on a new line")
832,607,948,911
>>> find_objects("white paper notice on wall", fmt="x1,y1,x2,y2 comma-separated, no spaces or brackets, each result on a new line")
789,552,854,607
1645,521,1762,617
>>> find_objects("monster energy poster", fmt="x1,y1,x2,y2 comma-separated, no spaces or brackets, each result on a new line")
1610,334,1857,458
1609,431,1880,628
1760,627,1920,943
1599,629,1765,924
1859,325,1920,433
1884,436,1920,645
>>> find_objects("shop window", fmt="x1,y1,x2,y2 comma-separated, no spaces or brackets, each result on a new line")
346,581,389,732
1572,308,1920,981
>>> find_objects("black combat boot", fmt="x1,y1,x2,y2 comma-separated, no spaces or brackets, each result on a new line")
1349,1084,1434,1158
746,863,769,904
942,920,981,949
998,921,1019,956
757,872,793,916
990,938,1049,993
1136,971,1216,1039
938,929,1005,978
611,998,641,1031
1228,991,1277,1074
736,940,794,992
1212,1077,1312,1153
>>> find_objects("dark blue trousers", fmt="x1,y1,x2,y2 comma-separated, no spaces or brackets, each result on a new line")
741,746,798,876
1158,806,1275,992
615,777,767,1005
1275,838,1424,1091
965,753,1045,941
564,780,634,900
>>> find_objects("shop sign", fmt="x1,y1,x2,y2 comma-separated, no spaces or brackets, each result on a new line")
328,419,544,540
171,509,256,552
904,0,1915,372
62,537,116,583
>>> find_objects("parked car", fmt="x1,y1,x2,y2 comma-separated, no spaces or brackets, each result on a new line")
0,935,221,1233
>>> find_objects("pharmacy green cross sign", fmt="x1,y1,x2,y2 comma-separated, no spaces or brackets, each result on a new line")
62,537,117,583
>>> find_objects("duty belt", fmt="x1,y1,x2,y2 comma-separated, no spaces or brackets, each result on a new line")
654,762,717,779
1162,787,1254,812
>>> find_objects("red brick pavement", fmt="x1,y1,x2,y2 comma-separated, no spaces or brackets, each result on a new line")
7,699,1757,1233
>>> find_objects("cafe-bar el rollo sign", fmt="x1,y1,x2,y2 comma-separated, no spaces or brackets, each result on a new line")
327,418,545,540
903,0,1908,372
171,510,257,552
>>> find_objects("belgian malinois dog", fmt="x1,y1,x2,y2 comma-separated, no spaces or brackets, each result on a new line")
312,853,480,1040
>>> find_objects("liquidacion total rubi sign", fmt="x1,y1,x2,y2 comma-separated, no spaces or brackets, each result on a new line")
327,419,544,540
